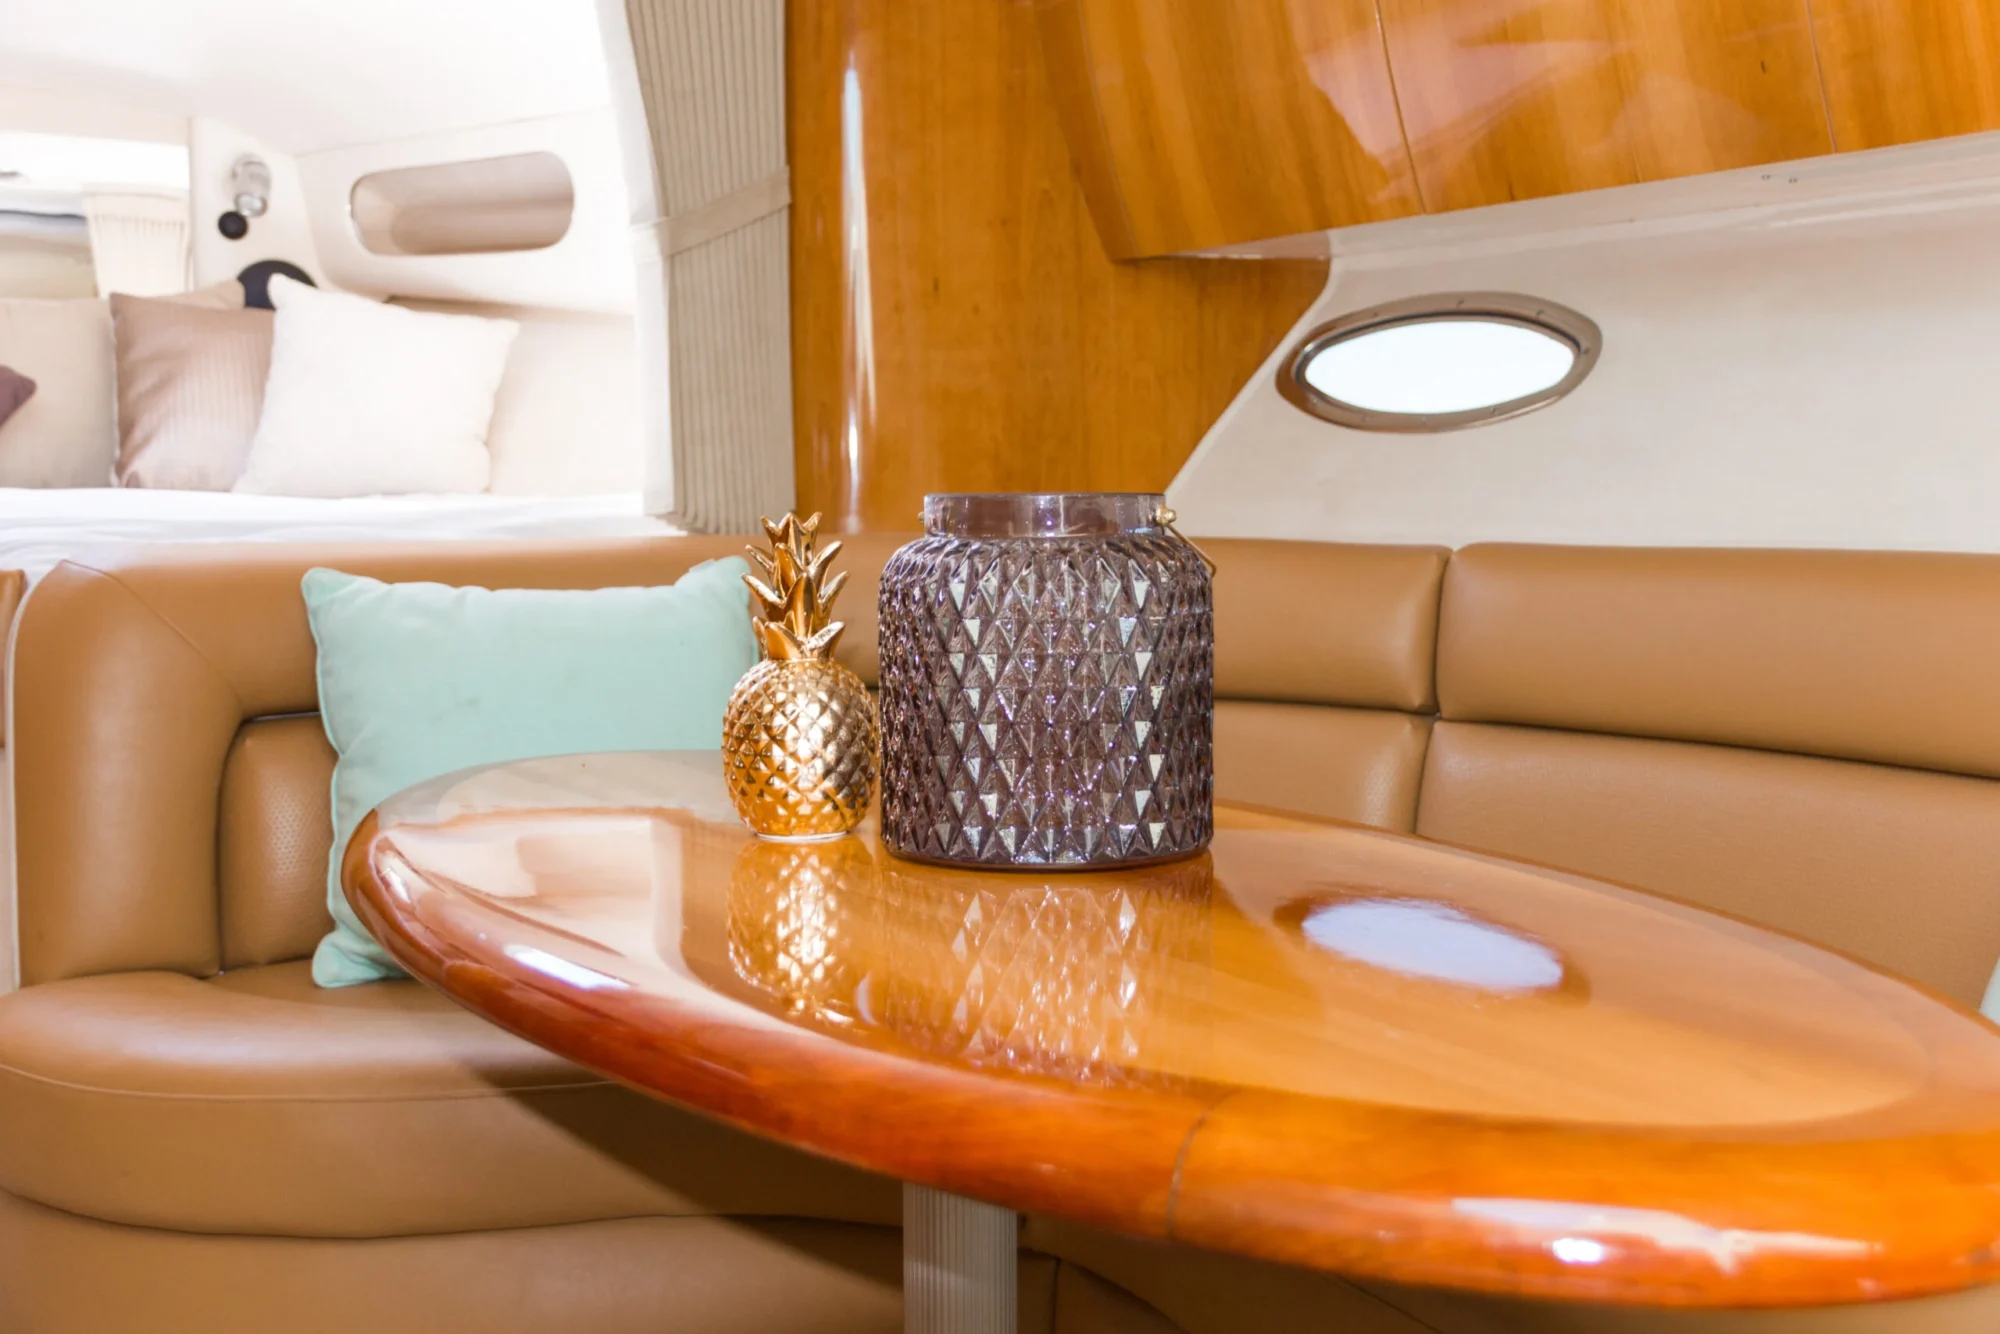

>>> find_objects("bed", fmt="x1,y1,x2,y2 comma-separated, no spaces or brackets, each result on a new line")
0,487,680,744
0,487,674,581
0,284,680,944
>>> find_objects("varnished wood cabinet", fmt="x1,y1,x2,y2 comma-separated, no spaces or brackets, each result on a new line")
1034,0,2000,257
786,0,1997,533
788,0,1328,532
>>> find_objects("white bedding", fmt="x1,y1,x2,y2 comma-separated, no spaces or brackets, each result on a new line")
0,487,678,587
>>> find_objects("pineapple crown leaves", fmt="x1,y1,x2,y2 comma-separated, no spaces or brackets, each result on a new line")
743,511,848,661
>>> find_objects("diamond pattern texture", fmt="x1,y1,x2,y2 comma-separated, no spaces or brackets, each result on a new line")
877,534,1213,867
722,659,878,838
727,837,877,1023
870,861,1213,1086
723,838,1211,1087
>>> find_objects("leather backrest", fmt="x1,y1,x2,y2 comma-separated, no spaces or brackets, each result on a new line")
1425,544,2000,1003
1207,540,1446,830
1214,703,1431,831
12,536,1446,985
1438,543,2000,778
1210,540,1445,711
1418,722,2000,1007
13,537,759,985
217,717,337,970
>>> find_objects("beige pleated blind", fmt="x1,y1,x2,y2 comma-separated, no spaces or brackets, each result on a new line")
83,191,191,298
599,0,795,533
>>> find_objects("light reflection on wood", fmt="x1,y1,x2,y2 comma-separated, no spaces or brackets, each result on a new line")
348,751,2000,1307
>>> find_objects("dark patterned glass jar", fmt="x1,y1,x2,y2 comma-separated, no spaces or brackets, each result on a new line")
876,493,1213,868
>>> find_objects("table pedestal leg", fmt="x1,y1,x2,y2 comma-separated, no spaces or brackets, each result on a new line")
904,1183,1017,1333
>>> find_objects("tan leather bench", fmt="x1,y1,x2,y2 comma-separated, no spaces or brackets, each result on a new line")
5,535,1999,1333
0,535,1442,1333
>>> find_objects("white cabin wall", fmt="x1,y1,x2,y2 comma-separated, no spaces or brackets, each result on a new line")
0,240,94,299
295,110,634,315
1172,134,2000,555
390,297,643,495
0,0,611,159
0,84,185,144
188,117,321,288
288,108,642,492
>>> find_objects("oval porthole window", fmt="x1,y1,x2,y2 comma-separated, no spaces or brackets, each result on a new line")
1277,292,1600,433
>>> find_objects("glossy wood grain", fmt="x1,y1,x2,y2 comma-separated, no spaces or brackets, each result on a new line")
787,0,1329,533
788,0,1991,529
1032,0,1839,248
1035,0,1421,257
1380,0,1831,212
346,751,2000,1308
1812,0,2000,150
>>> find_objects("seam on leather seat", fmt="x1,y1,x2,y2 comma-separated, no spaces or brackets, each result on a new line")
0,1061,614,1102
1426,716,2000,801
1420,550,1447,714
18,564,250,982
65,562,249,719
1427,711,2000,785
1,1189,899,1243
1346,1282,1452,1334
1214,693,1442,717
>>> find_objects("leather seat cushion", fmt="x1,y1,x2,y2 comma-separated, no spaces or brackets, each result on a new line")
1416,722,2000,1006
1027,1217,2000,1334
0,1190,913,1334
0,961,900,1237
1366,1277,2000,1333
1024,1216,1436,1334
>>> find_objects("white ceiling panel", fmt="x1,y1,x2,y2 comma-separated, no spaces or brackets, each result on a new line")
0,0,611,153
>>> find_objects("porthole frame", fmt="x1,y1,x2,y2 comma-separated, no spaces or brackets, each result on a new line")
347,151,575,258
1276,291,1602,433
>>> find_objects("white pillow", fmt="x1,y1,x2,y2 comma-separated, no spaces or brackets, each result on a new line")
234,276,519,497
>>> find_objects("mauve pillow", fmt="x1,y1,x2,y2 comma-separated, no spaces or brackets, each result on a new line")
110,293,274,490
165,279,247,310
0,365,34,432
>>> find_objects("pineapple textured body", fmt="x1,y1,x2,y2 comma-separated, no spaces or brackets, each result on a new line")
723,658,877,838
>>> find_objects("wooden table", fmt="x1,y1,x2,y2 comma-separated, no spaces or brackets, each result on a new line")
345,750,2000,1330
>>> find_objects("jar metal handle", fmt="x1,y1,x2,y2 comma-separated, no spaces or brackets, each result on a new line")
1156,505,1218,577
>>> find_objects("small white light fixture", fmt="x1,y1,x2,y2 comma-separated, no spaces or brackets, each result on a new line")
230,154,271,218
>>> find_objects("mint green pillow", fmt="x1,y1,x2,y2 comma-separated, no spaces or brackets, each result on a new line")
304,558,755,987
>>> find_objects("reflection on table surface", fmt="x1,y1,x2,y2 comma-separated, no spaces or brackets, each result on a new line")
371,750,1960,1130
355,750,2000,1308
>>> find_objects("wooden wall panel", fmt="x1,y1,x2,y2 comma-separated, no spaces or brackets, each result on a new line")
1034,0,1847,251
1376,0,1831,212
788,0,1993,535
789,0,1329,534
1812,1,2000,150
1035,0,1421,257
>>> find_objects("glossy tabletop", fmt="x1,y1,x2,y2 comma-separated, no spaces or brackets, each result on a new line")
345,751,2000,1308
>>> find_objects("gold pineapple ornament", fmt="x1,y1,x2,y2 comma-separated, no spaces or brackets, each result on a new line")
722,513,878,840
726,835,879,1021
